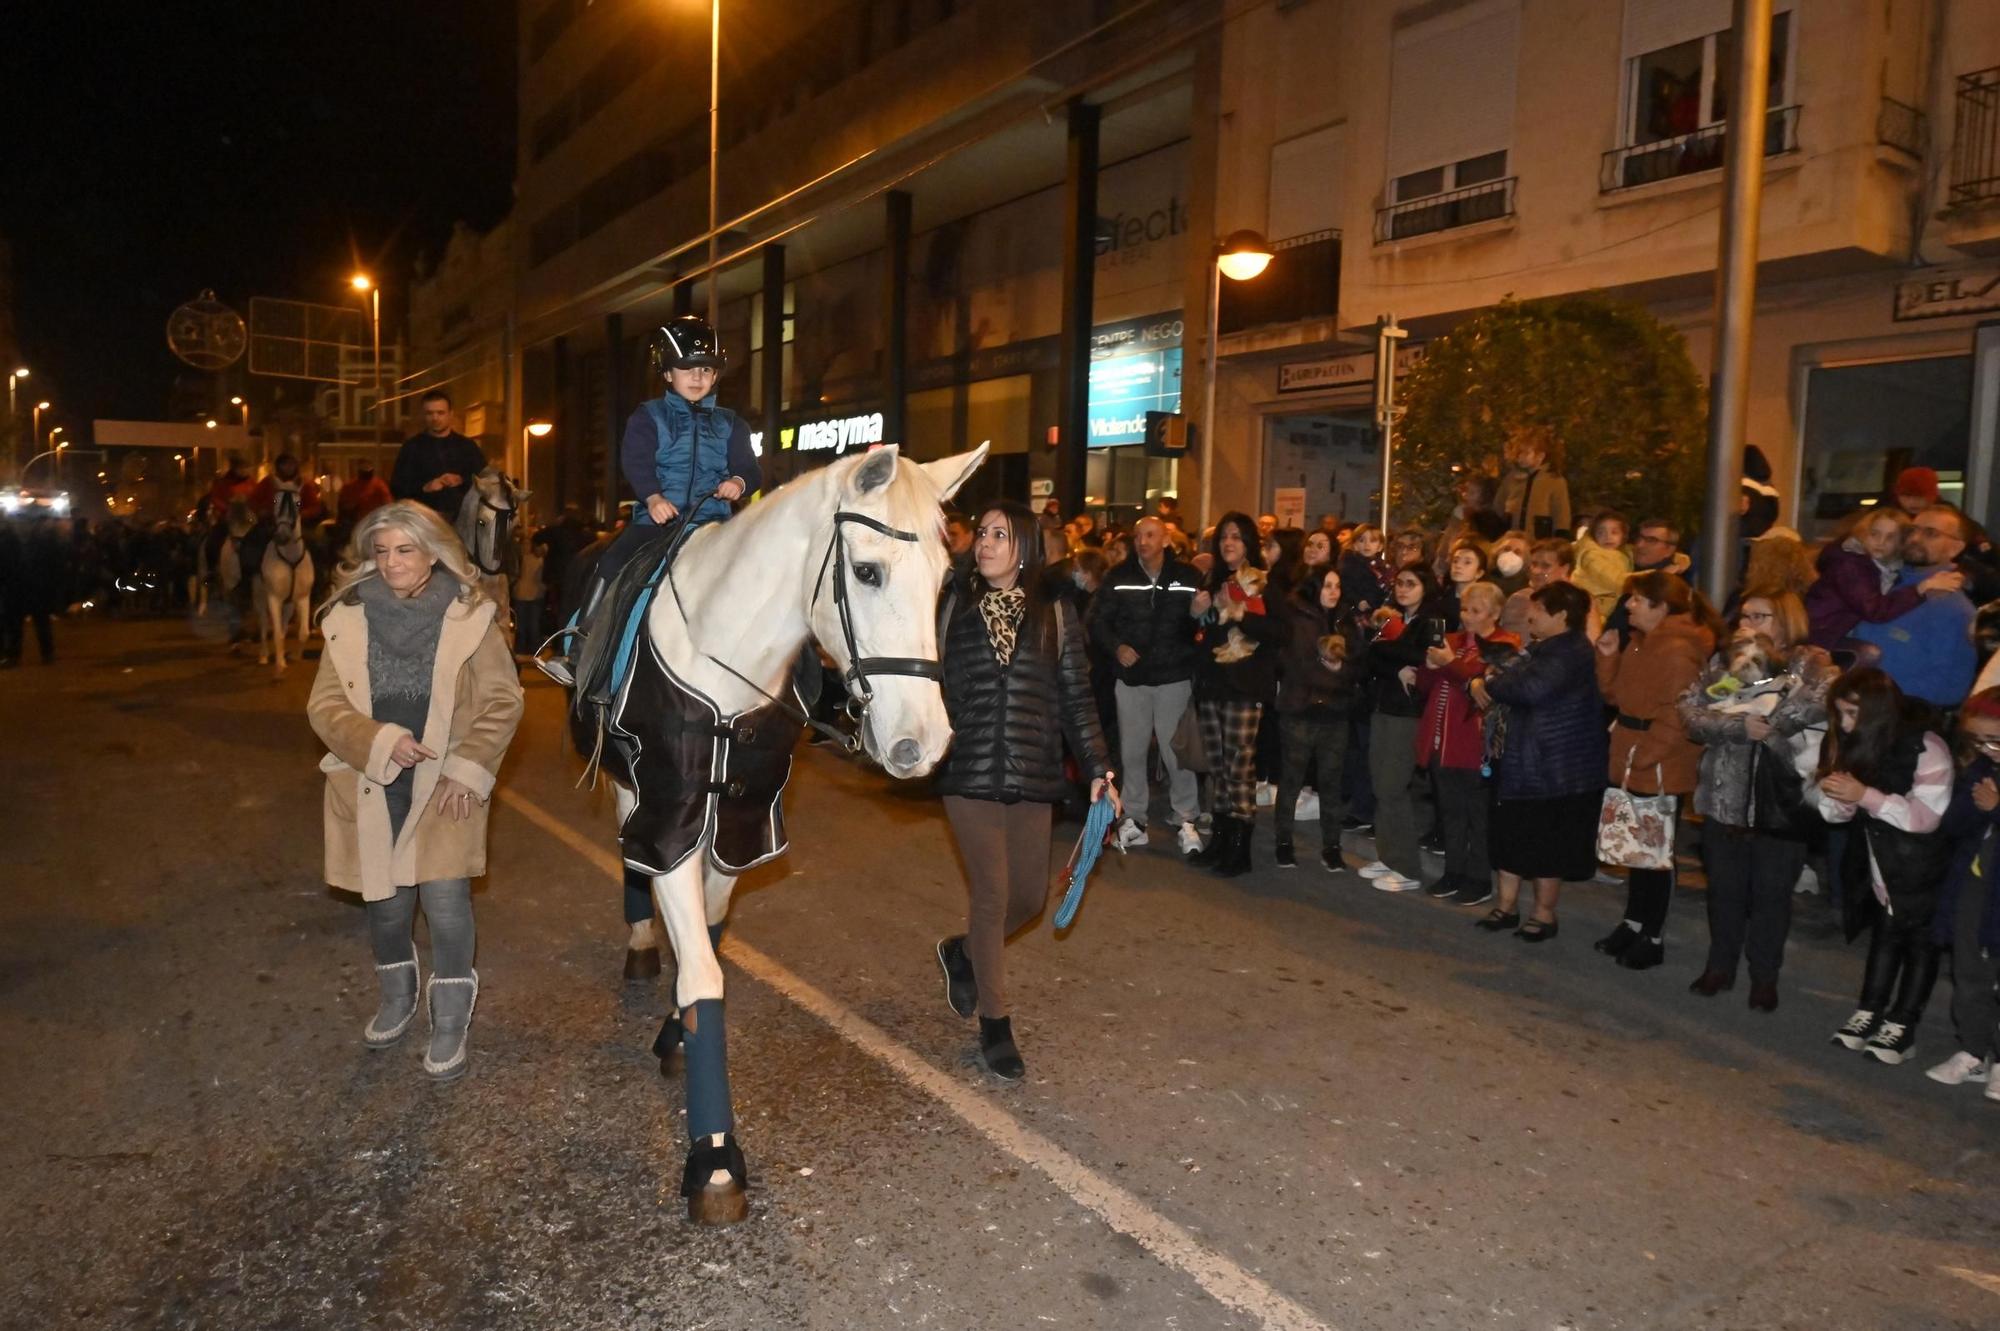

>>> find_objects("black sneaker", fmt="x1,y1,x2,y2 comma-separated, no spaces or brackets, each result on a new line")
1862,1019,1915,1064
936,936,976,1019
1341,815,1372,833
1451,877,1494,906
1274,838,1297,869
1424,873,1461,899
1320,843,1343,873
1830,1008,1878,1050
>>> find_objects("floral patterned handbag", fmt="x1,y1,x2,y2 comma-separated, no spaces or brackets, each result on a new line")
1596,751,1676,870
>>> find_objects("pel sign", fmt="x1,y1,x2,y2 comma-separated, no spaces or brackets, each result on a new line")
1893,270,2000,320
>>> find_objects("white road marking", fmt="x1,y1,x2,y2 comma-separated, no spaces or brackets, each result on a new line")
502,788,1335,1331
1940,1265,2000,1297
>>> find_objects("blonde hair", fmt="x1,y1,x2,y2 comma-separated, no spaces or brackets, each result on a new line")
319,499,481,618
1459,580,1506,618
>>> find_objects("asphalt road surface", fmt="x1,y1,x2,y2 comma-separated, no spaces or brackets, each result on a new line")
3,615,1997,1331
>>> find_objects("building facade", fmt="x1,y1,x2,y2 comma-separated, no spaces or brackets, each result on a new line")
1206,0,2000,536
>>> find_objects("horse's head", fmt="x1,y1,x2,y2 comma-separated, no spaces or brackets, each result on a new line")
809,442,987,779
460,468,526,573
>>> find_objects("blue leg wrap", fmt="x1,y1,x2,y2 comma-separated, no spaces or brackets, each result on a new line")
682,998,733,1141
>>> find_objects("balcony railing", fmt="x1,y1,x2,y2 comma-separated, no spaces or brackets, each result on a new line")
1877,96,1927,158
1599,105,1801,193
1950,67,2000,207
1372,178,1516,244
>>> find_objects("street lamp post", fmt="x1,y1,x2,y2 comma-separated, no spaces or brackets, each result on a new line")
32,400,51,455
706,0,720,329
1197,230,1273,529
522,419,552,519
24,441,67,487
231,395,256,467
352,274,383,470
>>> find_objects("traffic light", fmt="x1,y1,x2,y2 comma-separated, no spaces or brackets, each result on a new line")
1143,411,1188,458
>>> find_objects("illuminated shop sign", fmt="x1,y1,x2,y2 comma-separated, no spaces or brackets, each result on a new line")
785,412,886,455
1088,348,1182,447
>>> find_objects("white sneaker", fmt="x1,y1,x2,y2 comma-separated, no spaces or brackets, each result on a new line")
1372,871,1421,892
1356,860,1395,879
1793,863,1821,896
1294,789,1321,822
1177,822,1203,856
1114,818,1149,851
1987,1077,2000,1104
1255,781,1277,807
1926,1051,1991,1085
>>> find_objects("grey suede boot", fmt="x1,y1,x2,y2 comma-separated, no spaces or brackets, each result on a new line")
363,954,421,1050
423,972,479,1081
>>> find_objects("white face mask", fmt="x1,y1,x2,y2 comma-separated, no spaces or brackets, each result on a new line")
1495,550,1525,577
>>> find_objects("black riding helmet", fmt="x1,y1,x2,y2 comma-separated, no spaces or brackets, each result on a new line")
648,314,725,377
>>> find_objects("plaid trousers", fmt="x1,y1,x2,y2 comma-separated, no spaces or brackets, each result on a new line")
1199,699,1263,819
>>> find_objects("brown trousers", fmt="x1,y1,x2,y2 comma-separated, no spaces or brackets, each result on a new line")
943,795,1054,1020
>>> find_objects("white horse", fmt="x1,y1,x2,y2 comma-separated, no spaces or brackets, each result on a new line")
456,467,525,631
600,442,985,1224
255,490,315,672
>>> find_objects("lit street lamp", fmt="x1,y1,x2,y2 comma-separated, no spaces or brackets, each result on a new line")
352,274,384,470
32,400,51,452
1198,230,1273,528
522,419,553,511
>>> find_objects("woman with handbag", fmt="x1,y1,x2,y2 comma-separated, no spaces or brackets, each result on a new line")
934,501,1117,1082
1813,667,1952,1066
1677,592,1834,1010
1467,581,1605,938
1592,571,1720,969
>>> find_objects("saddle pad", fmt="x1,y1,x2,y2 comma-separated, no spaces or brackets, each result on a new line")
571,524,682,709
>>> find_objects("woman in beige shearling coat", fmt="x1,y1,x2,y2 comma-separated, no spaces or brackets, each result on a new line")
309,500,523,1081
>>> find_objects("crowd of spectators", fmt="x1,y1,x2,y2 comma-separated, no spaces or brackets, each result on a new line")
1031,456,2000,1100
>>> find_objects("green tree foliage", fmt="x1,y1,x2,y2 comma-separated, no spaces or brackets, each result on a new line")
1394,295,1708,537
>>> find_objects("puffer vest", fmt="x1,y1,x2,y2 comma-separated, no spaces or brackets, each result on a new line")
641,391,739,527
1839,724,1952,939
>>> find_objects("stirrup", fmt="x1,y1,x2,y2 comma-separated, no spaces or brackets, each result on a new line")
533,655,575,688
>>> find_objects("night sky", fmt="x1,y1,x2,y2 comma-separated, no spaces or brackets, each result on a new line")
1,2,516,433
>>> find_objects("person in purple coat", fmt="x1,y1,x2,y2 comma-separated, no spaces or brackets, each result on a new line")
1805,507,1963,651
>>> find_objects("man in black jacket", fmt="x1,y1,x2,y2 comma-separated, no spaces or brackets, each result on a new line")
1090,517,1204,853
391,389,489,520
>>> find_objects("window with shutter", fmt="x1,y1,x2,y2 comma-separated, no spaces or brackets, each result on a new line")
1606,0,1798,191
1376,0,1521,241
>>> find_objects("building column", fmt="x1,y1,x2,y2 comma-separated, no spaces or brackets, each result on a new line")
761,243,786,485
551,334,572,513
604,312,626,516
883,190,912,448
1056,98,1100,519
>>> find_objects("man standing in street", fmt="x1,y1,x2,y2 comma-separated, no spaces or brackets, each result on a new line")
391,389,488,520
1092,516,1204,853
1853,504,1978,711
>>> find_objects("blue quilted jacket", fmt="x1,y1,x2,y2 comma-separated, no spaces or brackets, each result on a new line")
1484,630,1608,801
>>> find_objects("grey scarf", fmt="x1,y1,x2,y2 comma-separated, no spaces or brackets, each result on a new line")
359,572,459,708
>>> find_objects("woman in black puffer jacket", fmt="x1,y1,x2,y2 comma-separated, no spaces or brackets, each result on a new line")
933,499,1115,1083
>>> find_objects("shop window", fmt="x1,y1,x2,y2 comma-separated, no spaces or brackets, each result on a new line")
1797,356,1971,540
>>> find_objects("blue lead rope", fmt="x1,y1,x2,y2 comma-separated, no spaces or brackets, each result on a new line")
1053,792,1120,930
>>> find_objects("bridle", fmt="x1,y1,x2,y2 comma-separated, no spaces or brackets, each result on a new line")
468,488,515,576
660,491,942,752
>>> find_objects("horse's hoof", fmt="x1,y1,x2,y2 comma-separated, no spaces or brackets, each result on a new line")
624,947,661,980
686,1180,748,1226
681,1134,748,1225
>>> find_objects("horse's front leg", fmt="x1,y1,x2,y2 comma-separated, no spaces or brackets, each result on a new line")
652,855,747,1224
268,587,288,673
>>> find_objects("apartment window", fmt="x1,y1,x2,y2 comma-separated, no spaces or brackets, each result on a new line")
1605,1,1798,189
1378,0,1520,242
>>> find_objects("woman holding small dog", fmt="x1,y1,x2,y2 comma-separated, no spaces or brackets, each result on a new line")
1187,512,1282,878
1677,592,1834,1010
1358,562,1450,891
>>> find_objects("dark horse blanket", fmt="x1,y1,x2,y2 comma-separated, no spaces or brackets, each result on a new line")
561,531,804,877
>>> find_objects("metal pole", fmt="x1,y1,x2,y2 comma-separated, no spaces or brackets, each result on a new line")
882,191,911,447
371,287,384,472
1198,257,1220,531
707,0,720,330
1375,315,1406,531
1700,0,1773,605
1056,98,1099,519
